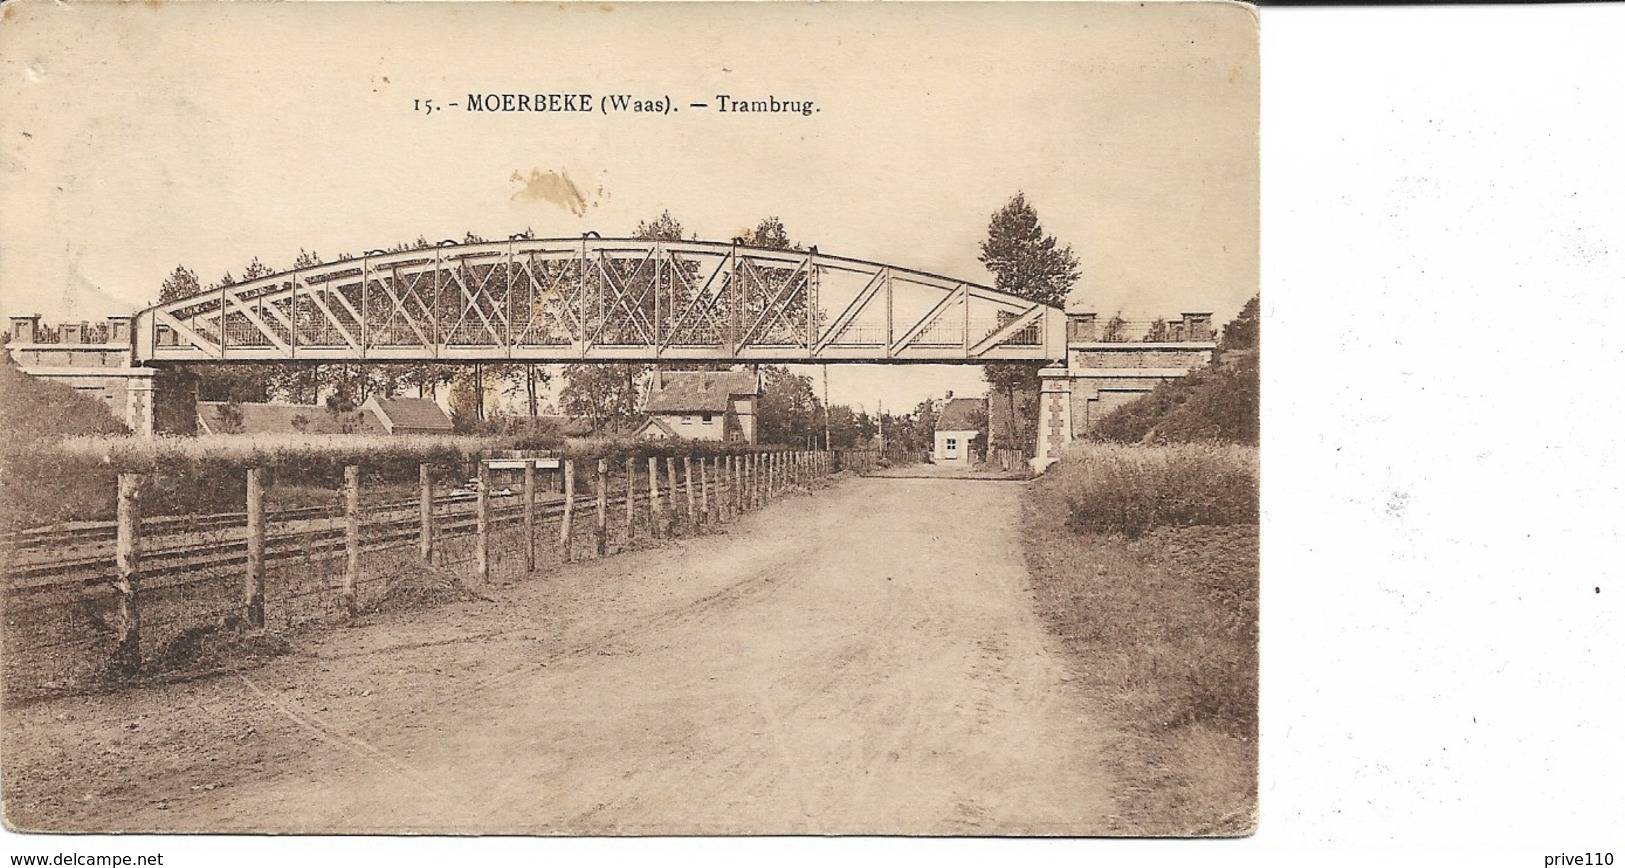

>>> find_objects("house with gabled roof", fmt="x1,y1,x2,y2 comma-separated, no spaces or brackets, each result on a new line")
635,369,759,443
932,396,988,464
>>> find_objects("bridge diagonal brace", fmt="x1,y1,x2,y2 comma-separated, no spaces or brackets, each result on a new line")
889,282,966,357
378,265,435,349
665,254,733,345
518,255,583,341
736,256,810,350
152,310,225,359
813,268,886,354
222,290,292,354
445,263,504,346
591,249,657,346
304,285,363,351
966,303,1046,357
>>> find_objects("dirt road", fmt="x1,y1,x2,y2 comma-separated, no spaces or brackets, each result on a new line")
3,476,1115,835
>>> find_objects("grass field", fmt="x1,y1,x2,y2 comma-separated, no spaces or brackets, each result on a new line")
1021,443,1259,835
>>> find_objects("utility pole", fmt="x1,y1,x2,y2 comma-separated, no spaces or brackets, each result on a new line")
822,365,831,450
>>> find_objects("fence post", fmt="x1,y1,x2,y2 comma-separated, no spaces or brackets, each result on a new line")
725,456,735,515
244,466,266,629
684,456,696,528
718,456,728,516
560,458,576,562
111,473,143,676
596,458,609,556
666,457,679,535
419,463,434,563
736,454,745,513
343,465,361,616
648,456,663,538
475,461,490,583
696,457,707,525
624,456,636,544
523,460,537,572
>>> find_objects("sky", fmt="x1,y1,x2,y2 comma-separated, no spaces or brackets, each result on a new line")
0,1,1257,412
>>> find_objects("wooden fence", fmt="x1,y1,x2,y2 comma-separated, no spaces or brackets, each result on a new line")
19,449,848,688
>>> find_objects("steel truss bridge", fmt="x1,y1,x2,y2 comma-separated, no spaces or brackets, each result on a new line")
130,237,1066,365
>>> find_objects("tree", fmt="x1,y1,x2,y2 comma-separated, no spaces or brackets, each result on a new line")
824,404,878,450
1220,295,1260,354
635,211,686,242
160,265,202,303
447,364,490,431
977,193,1081,454
745,216,796,251
756,365,822,446
986,365,1039,449
977,192,1080,308
1101,312,1129,343
559,363,650,434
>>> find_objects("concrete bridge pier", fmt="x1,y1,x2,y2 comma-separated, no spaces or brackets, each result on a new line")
1036,366,1074,464
7,314,157,436
1033,311,1219,464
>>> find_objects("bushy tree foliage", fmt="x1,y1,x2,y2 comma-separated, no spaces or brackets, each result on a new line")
559,363,649,434
978,192,1080,308
1220,295,1259,353
755,365,822,446
823,404,877,450
160,265,202,303
745,216,795,250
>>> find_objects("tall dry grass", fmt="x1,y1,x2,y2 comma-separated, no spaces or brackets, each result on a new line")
1051,442,1258,538
1022,442,1259,834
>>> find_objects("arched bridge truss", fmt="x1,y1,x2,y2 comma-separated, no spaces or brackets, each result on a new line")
131,238,1065,365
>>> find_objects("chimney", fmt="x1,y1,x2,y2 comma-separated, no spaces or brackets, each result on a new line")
9,315,40,344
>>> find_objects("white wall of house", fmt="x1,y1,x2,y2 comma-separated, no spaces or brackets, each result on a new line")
933,429,979,463
656,411,727,440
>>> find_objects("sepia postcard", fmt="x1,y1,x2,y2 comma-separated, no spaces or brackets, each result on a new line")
0,0,1259,840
